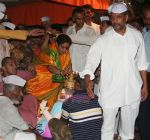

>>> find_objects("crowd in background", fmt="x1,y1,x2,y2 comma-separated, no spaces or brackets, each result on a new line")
0,1,149,140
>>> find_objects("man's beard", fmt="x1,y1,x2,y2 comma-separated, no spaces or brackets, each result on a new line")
112,23,125,32
12,96,23,105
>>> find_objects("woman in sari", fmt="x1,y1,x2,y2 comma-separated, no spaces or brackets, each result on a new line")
26,34,72,109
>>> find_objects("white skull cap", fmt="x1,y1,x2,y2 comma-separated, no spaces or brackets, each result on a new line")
3,75,26,87
41,16,50,22
0,3,6,13
100,16,110,22
2,22,16,30
108,2,127,14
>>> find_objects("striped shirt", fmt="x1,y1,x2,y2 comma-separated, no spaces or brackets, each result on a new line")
62,90,103,140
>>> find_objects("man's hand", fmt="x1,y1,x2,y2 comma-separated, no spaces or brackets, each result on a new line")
27,29,45,37
140,71,148,102
85,74,94,99
141,86,148,102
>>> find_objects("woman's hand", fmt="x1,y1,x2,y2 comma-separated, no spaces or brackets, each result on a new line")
61,65,72,78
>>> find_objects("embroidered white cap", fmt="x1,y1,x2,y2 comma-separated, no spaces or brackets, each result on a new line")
0,3,6,13
108,2,127,14
100,16,110,22
2,22,16,30
0,12,4,20
41,16,50,22
3,75,26,87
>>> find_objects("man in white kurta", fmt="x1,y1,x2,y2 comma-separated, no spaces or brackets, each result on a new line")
0,75,36,140
66,7,96,73
80,3,149,140
82,4,100,36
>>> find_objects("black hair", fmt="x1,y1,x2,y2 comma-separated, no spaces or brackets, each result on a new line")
15,24,27,30
142,3,150,14
56,34,72,46
101,20,111,26
72,7,84,17
51,24,62,33
82,4,94,11
67,17,73,23
2,57,15,67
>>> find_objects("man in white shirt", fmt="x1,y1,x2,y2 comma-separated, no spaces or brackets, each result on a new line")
0,75,36,140
82,4,100,36
66,7,96,89
80,3,148,140
66,7,96,73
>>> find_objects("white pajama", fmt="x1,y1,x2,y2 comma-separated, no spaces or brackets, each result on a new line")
14,132,36,140
102,102,139,140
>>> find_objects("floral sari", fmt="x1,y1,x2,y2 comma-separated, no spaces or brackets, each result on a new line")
26,42,70,109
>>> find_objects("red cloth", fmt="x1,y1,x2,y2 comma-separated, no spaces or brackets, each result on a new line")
18,95,38,128
17,70,33,81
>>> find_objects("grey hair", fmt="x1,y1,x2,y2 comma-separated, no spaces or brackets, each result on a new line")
3,84,20,95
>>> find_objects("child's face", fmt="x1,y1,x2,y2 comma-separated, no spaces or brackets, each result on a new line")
59,92,72,102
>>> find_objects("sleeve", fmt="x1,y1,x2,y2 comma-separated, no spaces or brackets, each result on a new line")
66,26,73,35
0,30,27,40
79,38,102,80
69,35,98,46
2,101,29,130
136,35,149,71
61,102,70,120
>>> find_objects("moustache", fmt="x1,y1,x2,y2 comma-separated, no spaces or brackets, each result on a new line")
112,23,120,27
12,96,24,105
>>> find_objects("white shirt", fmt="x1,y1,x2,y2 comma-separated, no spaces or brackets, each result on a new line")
0,96,28,140
86,22,100,36
0,39,10,66
80,25,148,108
66,23,96,72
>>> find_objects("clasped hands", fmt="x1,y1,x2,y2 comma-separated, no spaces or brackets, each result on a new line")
61,65,72,79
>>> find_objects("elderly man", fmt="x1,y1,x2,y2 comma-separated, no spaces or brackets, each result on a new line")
80,2,148,140
0,75,36,140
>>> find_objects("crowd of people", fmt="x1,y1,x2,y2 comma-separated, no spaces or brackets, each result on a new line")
0,1,149,140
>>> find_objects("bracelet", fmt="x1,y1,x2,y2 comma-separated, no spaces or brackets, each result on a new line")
60,70,62,75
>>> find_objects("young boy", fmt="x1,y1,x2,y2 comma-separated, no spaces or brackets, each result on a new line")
62,90,103,140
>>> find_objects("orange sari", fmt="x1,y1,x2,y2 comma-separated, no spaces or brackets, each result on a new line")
26,43,70,109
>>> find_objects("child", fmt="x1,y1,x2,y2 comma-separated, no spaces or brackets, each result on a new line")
62,90,103,140
36,89,72,139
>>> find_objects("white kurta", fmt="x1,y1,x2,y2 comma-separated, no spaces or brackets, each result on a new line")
0,39,10,67
86,22,100,36
80,25,148,108
66,23,96,72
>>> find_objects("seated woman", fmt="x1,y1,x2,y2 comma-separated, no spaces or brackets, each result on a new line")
26,34,72,109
